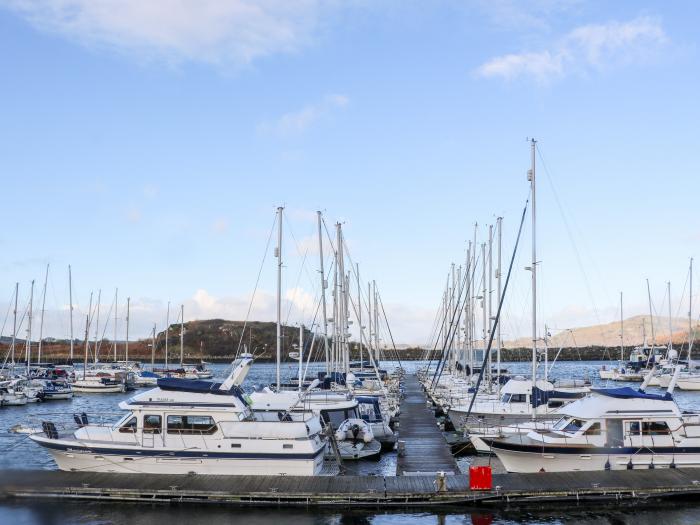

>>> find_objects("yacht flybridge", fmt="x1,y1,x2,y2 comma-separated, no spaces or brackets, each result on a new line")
485,368,700,472
29,370,326,476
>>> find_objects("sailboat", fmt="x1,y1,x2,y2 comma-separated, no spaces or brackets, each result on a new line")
449,140,588,431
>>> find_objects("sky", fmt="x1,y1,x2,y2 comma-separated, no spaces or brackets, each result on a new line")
0,0,698,346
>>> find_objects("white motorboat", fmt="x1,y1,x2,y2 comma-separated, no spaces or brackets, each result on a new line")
0,384,28,406
447,378,588,430
29,370,327,475
484,368,700,472
40,379,73,400
72,375,127,393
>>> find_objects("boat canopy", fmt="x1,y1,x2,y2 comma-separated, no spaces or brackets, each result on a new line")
592,386,673,401
157,377,247,401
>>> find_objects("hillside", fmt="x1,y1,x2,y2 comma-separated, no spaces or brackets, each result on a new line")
0,320,396,363
505,315,699,349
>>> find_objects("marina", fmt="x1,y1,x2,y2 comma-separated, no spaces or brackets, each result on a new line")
1,2,700,523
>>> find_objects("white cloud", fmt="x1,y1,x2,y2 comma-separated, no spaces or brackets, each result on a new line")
475,16,667,82
258,94,349,136
3,0,330,67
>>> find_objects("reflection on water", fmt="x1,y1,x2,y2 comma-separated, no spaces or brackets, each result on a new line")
3,500,700,525
2,360,700,524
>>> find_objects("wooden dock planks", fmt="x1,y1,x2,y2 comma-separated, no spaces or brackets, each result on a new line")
3,468,700,507
395,374,458,476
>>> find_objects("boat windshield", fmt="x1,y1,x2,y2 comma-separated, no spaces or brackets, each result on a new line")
561,418,586,433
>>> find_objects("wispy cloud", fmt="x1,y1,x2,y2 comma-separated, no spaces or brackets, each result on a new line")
258,94,349,136
475,15,667,83
2,0,331,67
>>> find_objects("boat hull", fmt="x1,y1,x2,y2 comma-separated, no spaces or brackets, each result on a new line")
34,437,325,476
489,441,700,472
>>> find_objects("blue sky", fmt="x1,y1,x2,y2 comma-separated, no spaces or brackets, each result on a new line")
0,1,698,345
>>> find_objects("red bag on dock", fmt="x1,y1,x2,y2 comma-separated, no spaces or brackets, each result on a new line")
469,466,492,490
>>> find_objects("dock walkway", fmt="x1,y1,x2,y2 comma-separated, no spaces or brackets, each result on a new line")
396,374,458,476
3,468,700,507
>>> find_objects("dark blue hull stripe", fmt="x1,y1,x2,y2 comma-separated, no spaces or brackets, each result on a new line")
487,440,700,455
39,440,325,460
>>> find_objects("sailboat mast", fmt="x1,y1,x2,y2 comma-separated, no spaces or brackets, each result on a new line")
68,266,74,361
488,225,493,387
38,264,49,364
83,291,93,380
180,304,184,366
11,282,18,365
481,242,487,376
373,280,379,358
165,301,170,369
276,206,283,391
647,279,656,348
668,281,673,356
26,280,34,375
357,263,363,369
496,217,503,393
113,289,118,361
298,324,304,391
529,138,537,417
367,281,373,364
317,211,329,371
93,289,101,364
620,292,624,362
689,258,694,362
125,297,130,363
151,324,156,368
83,314,89,380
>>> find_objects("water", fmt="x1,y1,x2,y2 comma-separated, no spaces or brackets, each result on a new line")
2,360,700,524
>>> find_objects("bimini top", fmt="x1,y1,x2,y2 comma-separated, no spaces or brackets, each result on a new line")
157,377,247,401
591,386,673,401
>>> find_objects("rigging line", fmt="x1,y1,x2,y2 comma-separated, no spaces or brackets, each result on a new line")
463,196,529,421
536,145,608,330
431,252,479,387
0,287,15,340
283,214,322,297
429,253,482,376
375,287,403,369
233,213,278,360
95,296,116,361
284,246,310,326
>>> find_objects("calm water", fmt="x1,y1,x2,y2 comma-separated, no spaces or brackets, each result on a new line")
2,360,700,524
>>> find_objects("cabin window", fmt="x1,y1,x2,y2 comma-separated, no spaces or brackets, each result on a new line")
283,444,293,449
625,421,641,436
642,421,671,435
584,423,601,435
563,419,585,432
509,394,527,403
322,409,348,428
118,417,137,433
552,417,568,431
500,394,511,403
143,415,162,434
358,403,378,422
167,415,218,435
